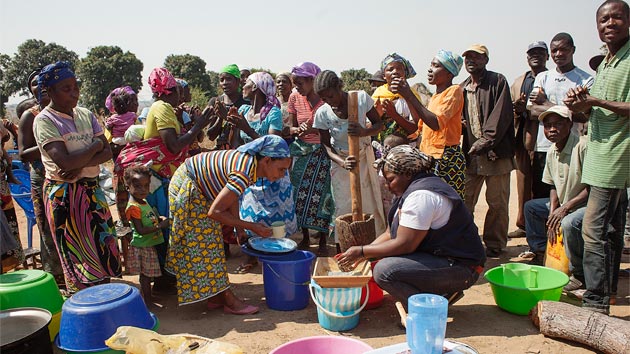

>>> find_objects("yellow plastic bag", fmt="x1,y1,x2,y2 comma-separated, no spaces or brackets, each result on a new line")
545,227,570,274
105,326,243,354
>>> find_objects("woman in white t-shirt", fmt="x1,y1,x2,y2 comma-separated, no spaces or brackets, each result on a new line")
336,145,486,307
313,70,386,239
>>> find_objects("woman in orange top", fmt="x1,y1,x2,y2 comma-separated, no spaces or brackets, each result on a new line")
413,50,466,199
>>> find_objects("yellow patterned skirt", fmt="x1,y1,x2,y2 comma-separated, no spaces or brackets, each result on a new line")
166,167,229,305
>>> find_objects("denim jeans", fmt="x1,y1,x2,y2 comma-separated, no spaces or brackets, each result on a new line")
524,198,586,276
373,252,480,304
582,186,627,312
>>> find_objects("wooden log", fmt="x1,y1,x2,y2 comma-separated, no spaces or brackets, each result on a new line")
531,301,630,354
347,91,363,222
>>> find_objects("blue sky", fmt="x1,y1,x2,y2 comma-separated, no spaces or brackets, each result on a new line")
1,0,606,102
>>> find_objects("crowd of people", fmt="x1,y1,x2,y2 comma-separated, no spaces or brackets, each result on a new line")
0,0,627,318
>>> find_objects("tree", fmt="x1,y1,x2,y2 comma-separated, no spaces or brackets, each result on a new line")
340,68,371,92
207,70,220,98
0,53,11,117
189,86,209,109
164,54,212,94
3,39,79,98
76,46,143,114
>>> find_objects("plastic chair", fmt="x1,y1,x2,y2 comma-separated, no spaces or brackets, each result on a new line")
8,169,36,248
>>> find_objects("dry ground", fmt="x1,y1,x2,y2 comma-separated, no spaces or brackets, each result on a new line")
13,170,629,353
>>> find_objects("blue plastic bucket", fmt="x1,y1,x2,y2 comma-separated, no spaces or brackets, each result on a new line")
261,250,315,311
310,281,369,331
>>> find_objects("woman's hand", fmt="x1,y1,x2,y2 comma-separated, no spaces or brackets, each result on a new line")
382,99,398,119
334,246,363,269
389,77,413,98
347,122,366,137
226,112,249,131
343,155,357,170
158,216,170,229
249,223,272,238
297,122,312,136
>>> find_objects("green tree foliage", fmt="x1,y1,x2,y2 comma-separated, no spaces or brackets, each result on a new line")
249,68,276,78
207,71,221,98
164,54,212,94
189,86,209,109
76,46,143,114
340,68,372,92
0,54,11,117
3,39,79,98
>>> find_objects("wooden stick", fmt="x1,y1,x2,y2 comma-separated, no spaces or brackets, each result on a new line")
347,91,363,222
395,301,407,328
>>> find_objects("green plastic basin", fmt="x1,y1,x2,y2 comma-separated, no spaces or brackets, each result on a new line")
484,264,569,315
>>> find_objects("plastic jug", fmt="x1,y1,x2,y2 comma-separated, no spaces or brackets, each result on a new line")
406,294,448,354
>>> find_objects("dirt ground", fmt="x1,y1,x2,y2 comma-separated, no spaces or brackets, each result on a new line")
13,170,630,354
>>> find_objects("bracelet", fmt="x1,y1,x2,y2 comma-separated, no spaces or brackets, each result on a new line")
360,245,365,258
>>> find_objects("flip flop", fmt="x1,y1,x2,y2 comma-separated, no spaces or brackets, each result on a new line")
207,302,223,310
224,304,259,315
235,262,258,274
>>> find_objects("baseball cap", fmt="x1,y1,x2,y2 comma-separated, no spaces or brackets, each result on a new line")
462,44,489,58
538,105,572,122
527,41,548,53
589,54,605,71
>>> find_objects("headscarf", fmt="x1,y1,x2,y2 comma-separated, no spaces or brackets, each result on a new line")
175,78,189,88
38,61,75,100
373,145,433,177
148,67,177,96
236,135,290,158
220,64,241,79
380,53,416,79
291,62,321,78
105,86,136,113
248,72,280,121
435,50,463,77
276,72,291,81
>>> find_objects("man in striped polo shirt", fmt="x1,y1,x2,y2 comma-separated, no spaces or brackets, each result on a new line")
565,0,630,315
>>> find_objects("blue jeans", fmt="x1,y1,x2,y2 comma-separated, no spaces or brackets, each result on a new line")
524,198,586,275
581,186,627,312
373,252,480,304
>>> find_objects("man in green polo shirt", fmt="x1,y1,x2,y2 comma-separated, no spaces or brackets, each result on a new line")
564,0,630,314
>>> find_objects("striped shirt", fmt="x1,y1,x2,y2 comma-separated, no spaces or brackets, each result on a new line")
582,39,630,189
184,150,257,201
288,91,324,144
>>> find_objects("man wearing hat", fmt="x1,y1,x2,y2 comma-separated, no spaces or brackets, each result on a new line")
367,70,386,94
460,44,515,258
522,106,587,277
509,41,550,240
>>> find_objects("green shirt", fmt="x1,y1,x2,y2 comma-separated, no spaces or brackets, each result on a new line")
582,39,630,189
542,134,588,211
125,199,165,247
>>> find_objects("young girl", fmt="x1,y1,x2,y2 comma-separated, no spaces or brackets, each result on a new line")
105,86,138,159
124,164,169,306
313,70,387,241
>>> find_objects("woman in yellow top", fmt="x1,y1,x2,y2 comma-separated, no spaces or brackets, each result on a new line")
412,50,466,199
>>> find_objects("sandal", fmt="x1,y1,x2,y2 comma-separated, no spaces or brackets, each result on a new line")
235,262,258,274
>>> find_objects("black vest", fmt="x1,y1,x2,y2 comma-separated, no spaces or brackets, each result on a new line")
388,173,486,267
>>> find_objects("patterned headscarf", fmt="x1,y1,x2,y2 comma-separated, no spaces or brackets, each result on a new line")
38,61,76,100
220,64,241,79
435,50,463,77
237,135,290,158
248,72,280,121
381,53,416,79
373,145,433,177
291,62,321,78
105,86,136,113
148,67,177,96
175,78,189,88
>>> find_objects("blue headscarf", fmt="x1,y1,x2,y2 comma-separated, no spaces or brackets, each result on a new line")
175,78,189,88
435,50,463,77
38,61,75,101
236,135,290,158
381,53,416,79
